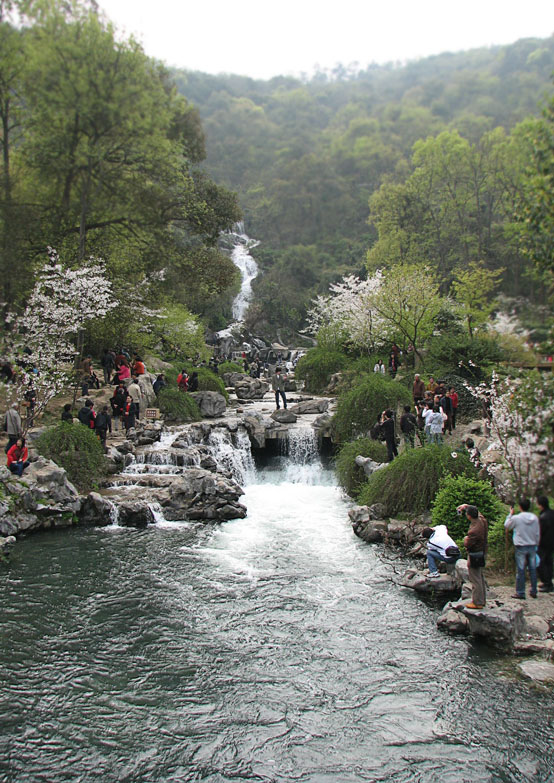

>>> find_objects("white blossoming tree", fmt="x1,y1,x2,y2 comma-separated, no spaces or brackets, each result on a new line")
4,247,118,429
304,273,385,353
474,371,554,501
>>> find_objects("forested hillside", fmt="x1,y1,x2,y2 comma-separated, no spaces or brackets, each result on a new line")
174,37,554,334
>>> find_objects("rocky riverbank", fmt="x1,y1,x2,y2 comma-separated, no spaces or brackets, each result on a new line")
351,504,554,682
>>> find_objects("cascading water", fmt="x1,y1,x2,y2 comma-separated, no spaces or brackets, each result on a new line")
217,222,259,334
207,427,256,485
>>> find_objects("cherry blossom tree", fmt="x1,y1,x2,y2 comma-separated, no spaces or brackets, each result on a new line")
471,371,554,501
304,272,385,353
3,247,117,428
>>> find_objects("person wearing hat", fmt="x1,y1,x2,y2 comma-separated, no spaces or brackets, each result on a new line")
4,403,22,453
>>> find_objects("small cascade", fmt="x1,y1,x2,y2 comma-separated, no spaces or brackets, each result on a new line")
106,499,120,526
281,426,327,486
207,427,256,485
217,222,260,332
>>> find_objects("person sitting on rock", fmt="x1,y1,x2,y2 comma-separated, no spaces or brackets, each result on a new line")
423,525,460,578
177,369,189,391
7,437,29,477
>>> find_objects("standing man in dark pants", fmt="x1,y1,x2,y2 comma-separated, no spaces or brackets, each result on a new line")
272,367,287,410
536,496,554,592
379,409,397,462
460,503,488,609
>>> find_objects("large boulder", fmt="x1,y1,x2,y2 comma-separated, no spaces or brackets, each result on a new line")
313,413,333,438
270,409,297,424
234,377,270,400
242,412,274,449
163,469,246,521
437,599,525,647
138,374,157,407
117,500,156,528
400,568,461,594
289,399,329,415
191,391,226,418
355,455,385,477
79,492,117,527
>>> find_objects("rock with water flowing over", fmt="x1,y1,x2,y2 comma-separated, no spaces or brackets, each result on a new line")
190,391,227,418
79,492,116,527
289,399,329,415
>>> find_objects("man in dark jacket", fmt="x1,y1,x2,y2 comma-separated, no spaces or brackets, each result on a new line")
78,400,95,429
536,496,554,592
95,405,112,452
400,405,417,449
379,409,397,462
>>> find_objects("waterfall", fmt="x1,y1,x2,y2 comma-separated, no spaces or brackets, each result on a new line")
217,222,259,331
207,428,256,485
280,426,328,486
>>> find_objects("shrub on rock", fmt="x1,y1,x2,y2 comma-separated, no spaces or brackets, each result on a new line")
357,445,476,515
336,438,388,497
332,373,411,443
158,388,201,423
217,361,243,375
35,422,107,491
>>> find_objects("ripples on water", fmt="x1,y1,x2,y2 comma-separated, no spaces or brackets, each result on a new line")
1,460,553,782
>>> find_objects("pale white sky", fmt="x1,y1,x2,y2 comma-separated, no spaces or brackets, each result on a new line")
98,0,554,79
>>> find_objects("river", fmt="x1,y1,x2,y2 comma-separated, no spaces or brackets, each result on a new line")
1,447,553,782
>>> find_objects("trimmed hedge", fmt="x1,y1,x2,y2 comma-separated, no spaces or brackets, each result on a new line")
357,445,476,515
295,347,349,393
157,388,201,423
35,422,107,492
335,438,388,497
217,361,243,375
332,373,411,444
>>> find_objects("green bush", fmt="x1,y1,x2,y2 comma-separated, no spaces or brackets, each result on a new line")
217,361,243,375
335,438,388,497
332,373,411,443
358,445,477,515
425,333,503,381
431,474,505,542
157,388,201,423
35,422,107,492
295,347,349,393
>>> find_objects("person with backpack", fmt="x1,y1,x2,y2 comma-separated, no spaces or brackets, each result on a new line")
78,399,95,429
423,525,460,578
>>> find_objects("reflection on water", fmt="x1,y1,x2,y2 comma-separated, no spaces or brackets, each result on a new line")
0,458,552,782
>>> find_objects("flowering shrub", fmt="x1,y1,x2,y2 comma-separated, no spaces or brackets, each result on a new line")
3,248,117,427
468,370,554,500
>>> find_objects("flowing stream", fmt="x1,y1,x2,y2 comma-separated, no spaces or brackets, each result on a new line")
1,430,553,782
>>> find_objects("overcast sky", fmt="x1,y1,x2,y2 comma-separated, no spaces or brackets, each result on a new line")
98,0,554,80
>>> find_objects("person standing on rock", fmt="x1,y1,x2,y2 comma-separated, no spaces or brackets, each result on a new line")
504,499,540,600
4,402,22,453
95,405,112,452
459,504,488,609
412,374,425,405
128,376,142,420
272,367,287,410
536,496,554,593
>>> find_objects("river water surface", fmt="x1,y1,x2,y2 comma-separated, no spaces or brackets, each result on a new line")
1,454,553,782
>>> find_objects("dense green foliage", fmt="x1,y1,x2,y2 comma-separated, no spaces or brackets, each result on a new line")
431,475,505,542
294,348,349,393
335,438,388,498
176,38,554,334
424,333,504,381
332,374,411,443
217,361,244,375
157,388,201,423
0,2,240,335
35,422,106,491
357,446,476,515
